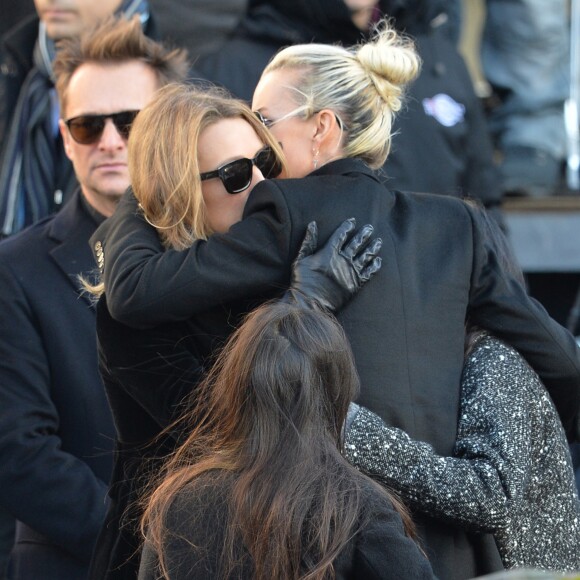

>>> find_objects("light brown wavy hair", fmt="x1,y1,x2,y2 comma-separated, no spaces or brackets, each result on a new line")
141,302,419,579
128,83,286,250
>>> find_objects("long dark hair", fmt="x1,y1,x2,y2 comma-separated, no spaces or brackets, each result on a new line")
142,301,415,579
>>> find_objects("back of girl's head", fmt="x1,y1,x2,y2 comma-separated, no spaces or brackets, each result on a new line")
206,301,359,453
262,19,420,168
128,83,284,250
143,302,416,579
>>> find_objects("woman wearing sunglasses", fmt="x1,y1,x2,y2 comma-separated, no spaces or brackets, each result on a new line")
93,19,580,580
88,83,381,580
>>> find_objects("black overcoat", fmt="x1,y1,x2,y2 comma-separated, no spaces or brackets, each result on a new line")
0,192,115,578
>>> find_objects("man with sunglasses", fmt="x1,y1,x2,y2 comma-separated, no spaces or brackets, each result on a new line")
0,18,187,580
0,0,157,239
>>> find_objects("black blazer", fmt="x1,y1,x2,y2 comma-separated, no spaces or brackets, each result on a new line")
0,192,115,579
93,157,580,579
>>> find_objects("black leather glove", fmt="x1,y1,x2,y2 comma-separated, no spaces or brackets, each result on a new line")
283,218,382,312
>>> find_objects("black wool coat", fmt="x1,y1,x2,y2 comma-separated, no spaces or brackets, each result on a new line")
93,157,580,580
0,192,115,579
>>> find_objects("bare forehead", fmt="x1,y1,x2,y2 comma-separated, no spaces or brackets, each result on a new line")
199,117,262,150
252,69,304,111
63,61,159,118
198,117,264,168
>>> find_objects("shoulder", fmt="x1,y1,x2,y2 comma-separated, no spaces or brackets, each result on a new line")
0,216,55,263
350,481,435,579
352,477,412,542
461,334,542,406
465,334,532,374
0,194,85,259
159,473,248,578
395,188,475,214
165,473,232,535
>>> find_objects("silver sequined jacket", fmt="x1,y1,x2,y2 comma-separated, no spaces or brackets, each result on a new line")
345,334,580,572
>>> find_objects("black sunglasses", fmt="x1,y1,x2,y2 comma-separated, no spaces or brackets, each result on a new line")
199,146,282,194
65,110,140,144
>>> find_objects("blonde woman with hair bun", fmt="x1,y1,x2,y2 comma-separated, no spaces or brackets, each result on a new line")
253,20,420,174
92,19,580,580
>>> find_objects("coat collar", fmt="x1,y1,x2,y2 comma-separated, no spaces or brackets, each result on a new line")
309,157,381,182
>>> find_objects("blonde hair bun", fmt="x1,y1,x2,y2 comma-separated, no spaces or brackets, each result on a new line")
356,23,421,112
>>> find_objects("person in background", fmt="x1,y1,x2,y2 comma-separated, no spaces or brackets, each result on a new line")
0,0,155,237
482,0,570,197
149,0,248,58
0,17,186,579
379,1,504,226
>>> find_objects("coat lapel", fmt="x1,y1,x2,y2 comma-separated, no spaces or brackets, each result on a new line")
47,192,100,307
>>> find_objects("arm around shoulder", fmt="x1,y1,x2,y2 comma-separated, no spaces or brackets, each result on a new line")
94,183,292,328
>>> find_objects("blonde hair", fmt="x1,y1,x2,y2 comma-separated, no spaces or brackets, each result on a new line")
54,15,189,113
262,19,420,168
128,83,286,250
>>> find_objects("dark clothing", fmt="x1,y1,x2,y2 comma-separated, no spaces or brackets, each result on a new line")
0,15,37,143
0,191,115,578
137,476,435,580
196,0,501,215
196,0,447,99
196,0,362,99
92,157,580,579
382,26,502,212
0,0,35,37
149,0,247,58
89,295,248,580
0,15,77,233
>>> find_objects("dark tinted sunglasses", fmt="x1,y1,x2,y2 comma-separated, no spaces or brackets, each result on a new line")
199,146,282,194
65,110,140,144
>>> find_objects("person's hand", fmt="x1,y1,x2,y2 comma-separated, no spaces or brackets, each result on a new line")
283,218,382,312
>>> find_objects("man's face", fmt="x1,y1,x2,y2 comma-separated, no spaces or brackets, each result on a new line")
59,61,159,217
34,0,123,40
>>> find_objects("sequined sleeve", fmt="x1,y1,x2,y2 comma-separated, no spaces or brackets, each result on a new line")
344,336,541,533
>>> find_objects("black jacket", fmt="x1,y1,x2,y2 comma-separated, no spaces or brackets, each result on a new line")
92,157,580,579
381,25,501,211
0,192,115,579
137,476,435,579
88,294,245,580
0,15,37,144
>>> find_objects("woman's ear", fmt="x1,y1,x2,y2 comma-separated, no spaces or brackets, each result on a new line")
313,109,339,143
313,109,344,159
